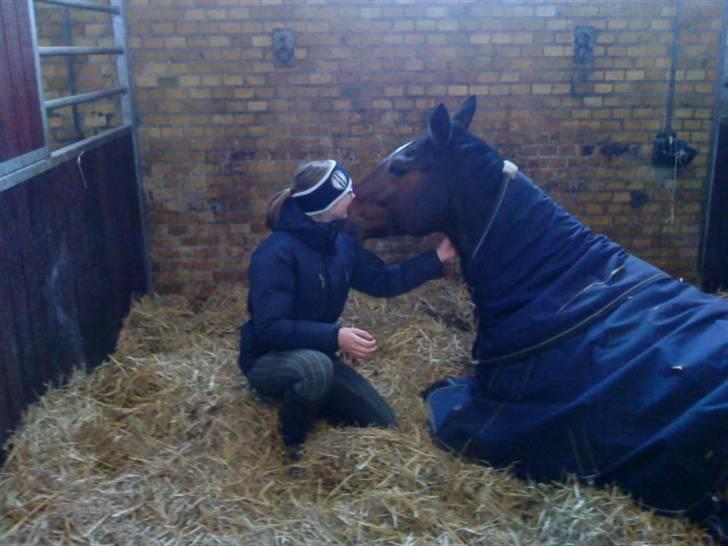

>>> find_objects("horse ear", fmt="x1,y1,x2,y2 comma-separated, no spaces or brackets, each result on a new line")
428,103,452,147
453,95,476,130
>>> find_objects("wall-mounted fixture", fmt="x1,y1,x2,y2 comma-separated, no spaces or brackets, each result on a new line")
573,26,596,65
652,129,697,167
572,26,596,96
273,28,295,67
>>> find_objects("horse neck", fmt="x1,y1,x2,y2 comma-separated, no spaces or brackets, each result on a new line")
445,174,503,278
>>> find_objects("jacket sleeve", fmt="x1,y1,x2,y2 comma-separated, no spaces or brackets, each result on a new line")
248,246,340,353
350,244,444,298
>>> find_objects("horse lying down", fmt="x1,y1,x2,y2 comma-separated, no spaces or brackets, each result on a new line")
346,96,728,540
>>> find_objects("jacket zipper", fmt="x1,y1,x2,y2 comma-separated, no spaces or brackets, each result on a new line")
321,256,332,317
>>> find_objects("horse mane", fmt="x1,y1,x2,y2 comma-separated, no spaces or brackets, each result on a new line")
450,127,505,192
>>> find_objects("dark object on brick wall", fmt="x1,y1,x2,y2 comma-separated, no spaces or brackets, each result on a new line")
158,77,179,88
273,28,295,67
600,142,631,159
651,130,697,168
574,26,596,65
571,69,591,97
581,144,595,156
629,190,649,209
571,27,596,97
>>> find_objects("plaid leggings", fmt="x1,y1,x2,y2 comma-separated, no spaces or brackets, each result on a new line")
246,349,397,429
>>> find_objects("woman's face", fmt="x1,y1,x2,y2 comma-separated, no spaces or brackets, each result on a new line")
327,190,356,220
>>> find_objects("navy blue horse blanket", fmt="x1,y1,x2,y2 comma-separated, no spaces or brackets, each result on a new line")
427,172,728,532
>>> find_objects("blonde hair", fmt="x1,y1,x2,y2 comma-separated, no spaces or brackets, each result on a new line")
266,160,336,229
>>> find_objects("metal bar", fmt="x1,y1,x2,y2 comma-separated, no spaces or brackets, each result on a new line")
35,0,120,15
50,125,131,162
26,0,51,160
720,0,728,118
664,0,683,130
111,0,153,290
39,46,124,56
0,124,132,192
45,86,128,110
61,5,84,139
0,148,49,178
112,0,131,126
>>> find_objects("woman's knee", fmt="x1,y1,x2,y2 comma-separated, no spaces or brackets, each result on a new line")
325,360,399,428
289,349,334,401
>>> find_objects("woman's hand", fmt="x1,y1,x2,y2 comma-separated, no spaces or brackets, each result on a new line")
338,327,378,359
436,237,457,263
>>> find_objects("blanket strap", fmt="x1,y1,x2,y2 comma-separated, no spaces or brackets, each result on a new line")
466,172,512,285
478,272,670,366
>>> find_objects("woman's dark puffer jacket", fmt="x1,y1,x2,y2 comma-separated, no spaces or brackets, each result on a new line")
238,198,443,371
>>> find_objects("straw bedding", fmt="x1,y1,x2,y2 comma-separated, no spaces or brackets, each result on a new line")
0,279,715,545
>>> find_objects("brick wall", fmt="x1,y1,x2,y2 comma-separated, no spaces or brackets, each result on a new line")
125,0,725,295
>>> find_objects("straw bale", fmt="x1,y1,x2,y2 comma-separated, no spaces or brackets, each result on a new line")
0,280,714,545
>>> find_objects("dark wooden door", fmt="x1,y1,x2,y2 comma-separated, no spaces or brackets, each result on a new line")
0,0,47,175
701,117,728,292
0,134,148,461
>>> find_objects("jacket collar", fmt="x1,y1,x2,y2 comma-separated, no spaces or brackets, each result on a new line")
274,198,343,254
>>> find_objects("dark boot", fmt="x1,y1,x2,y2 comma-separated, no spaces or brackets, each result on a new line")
278,389,322,454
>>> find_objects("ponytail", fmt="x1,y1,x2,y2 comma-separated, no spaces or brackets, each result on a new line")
266,188,292,230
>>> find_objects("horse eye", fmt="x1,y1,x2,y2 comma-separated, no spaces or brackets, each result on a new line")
389,162,408,177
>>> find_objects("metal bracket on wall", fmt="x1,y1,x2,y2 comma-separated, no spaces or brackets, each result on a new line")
571,26,596,97
273,28,295,67
574,26,596,65
76,150,87,189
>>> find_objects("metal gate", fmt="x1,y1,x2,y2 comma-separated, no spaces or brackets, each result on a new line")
0,0,144,207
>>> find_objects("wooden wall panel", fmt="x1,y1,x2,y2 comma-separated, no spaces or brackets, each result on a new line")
702,118,728,292
0,134,147,457
0,0,45,163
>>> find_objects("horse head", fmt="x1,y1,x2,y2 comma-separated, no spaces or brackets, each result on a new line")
347,96,505,264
